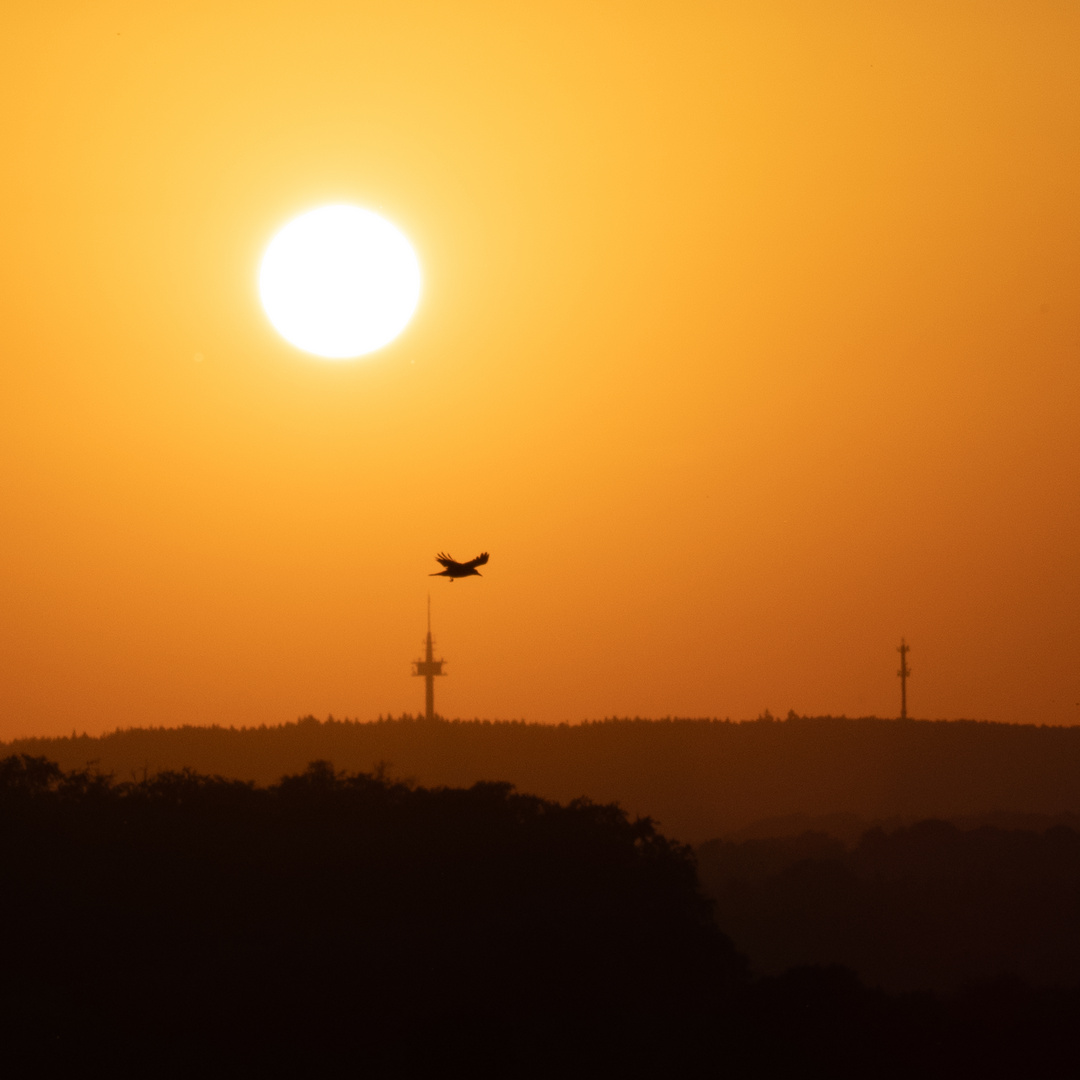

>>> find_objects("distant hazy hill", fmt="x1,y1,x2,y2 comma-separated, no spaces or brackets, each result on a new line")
6,714,1080,842
697,821,1080,992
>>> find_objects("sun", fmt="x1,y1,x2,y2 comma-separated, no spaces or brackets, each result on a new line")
259,205,421,359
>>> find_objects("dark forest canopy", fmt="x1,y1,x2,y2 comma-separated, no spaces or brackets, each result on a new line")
0,754,742,1072
7,713,1080,842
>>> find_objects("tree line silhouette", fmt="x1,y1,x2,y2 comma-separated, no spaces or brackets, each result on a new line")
10,713,1080,841
1,753,1079,1076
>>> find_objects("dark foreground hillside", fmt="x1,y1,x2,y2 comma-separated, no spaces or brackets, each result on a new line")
8,714,1080,842
0,755,738,1074
2,756,1080,1077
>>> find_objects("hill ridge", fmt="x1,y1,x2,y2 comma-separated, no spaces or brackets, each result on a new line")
6,714,1079,842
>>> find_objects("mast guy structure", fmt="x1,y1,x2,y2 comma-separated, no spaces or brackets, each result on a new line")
413,596,445,722
897,638,911,720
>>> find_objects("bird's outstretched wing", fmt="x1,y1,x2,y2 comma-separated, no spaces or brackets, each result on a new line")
464,552,489,570
434,552,459,570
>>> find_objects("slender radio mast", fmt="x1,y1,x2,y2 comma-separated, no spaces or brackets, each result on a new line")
897,638,911,720
412,595,445,722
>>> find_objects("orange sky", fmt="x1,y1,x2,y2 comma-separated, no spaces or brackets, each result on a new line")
2,1,1078,737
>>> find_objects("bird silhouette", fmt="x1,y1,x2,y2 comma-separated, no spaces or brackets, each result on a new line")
430,552,489,580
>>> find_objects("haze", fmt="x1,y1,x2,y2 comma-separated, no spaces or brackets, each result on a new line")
2,1,1078,737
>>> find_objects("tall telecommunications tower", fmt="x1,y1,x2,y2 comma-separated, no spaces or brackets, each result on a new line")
897,638,911,720
412,596,445,722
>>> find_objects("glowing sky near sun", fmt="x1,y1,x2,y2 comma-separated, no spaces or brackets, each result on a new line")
0,1,1078,736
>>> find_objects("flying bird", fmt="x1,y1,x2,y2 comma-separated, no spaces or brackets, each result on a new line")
430,552,489,580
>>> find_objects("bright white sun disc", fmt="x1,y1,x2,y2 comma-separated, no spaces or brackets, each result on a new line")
259,205,421,359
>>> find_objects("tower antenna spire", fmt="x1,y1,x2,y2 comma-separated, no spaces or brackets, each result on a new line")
413,597,445,722
897,638,911,720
